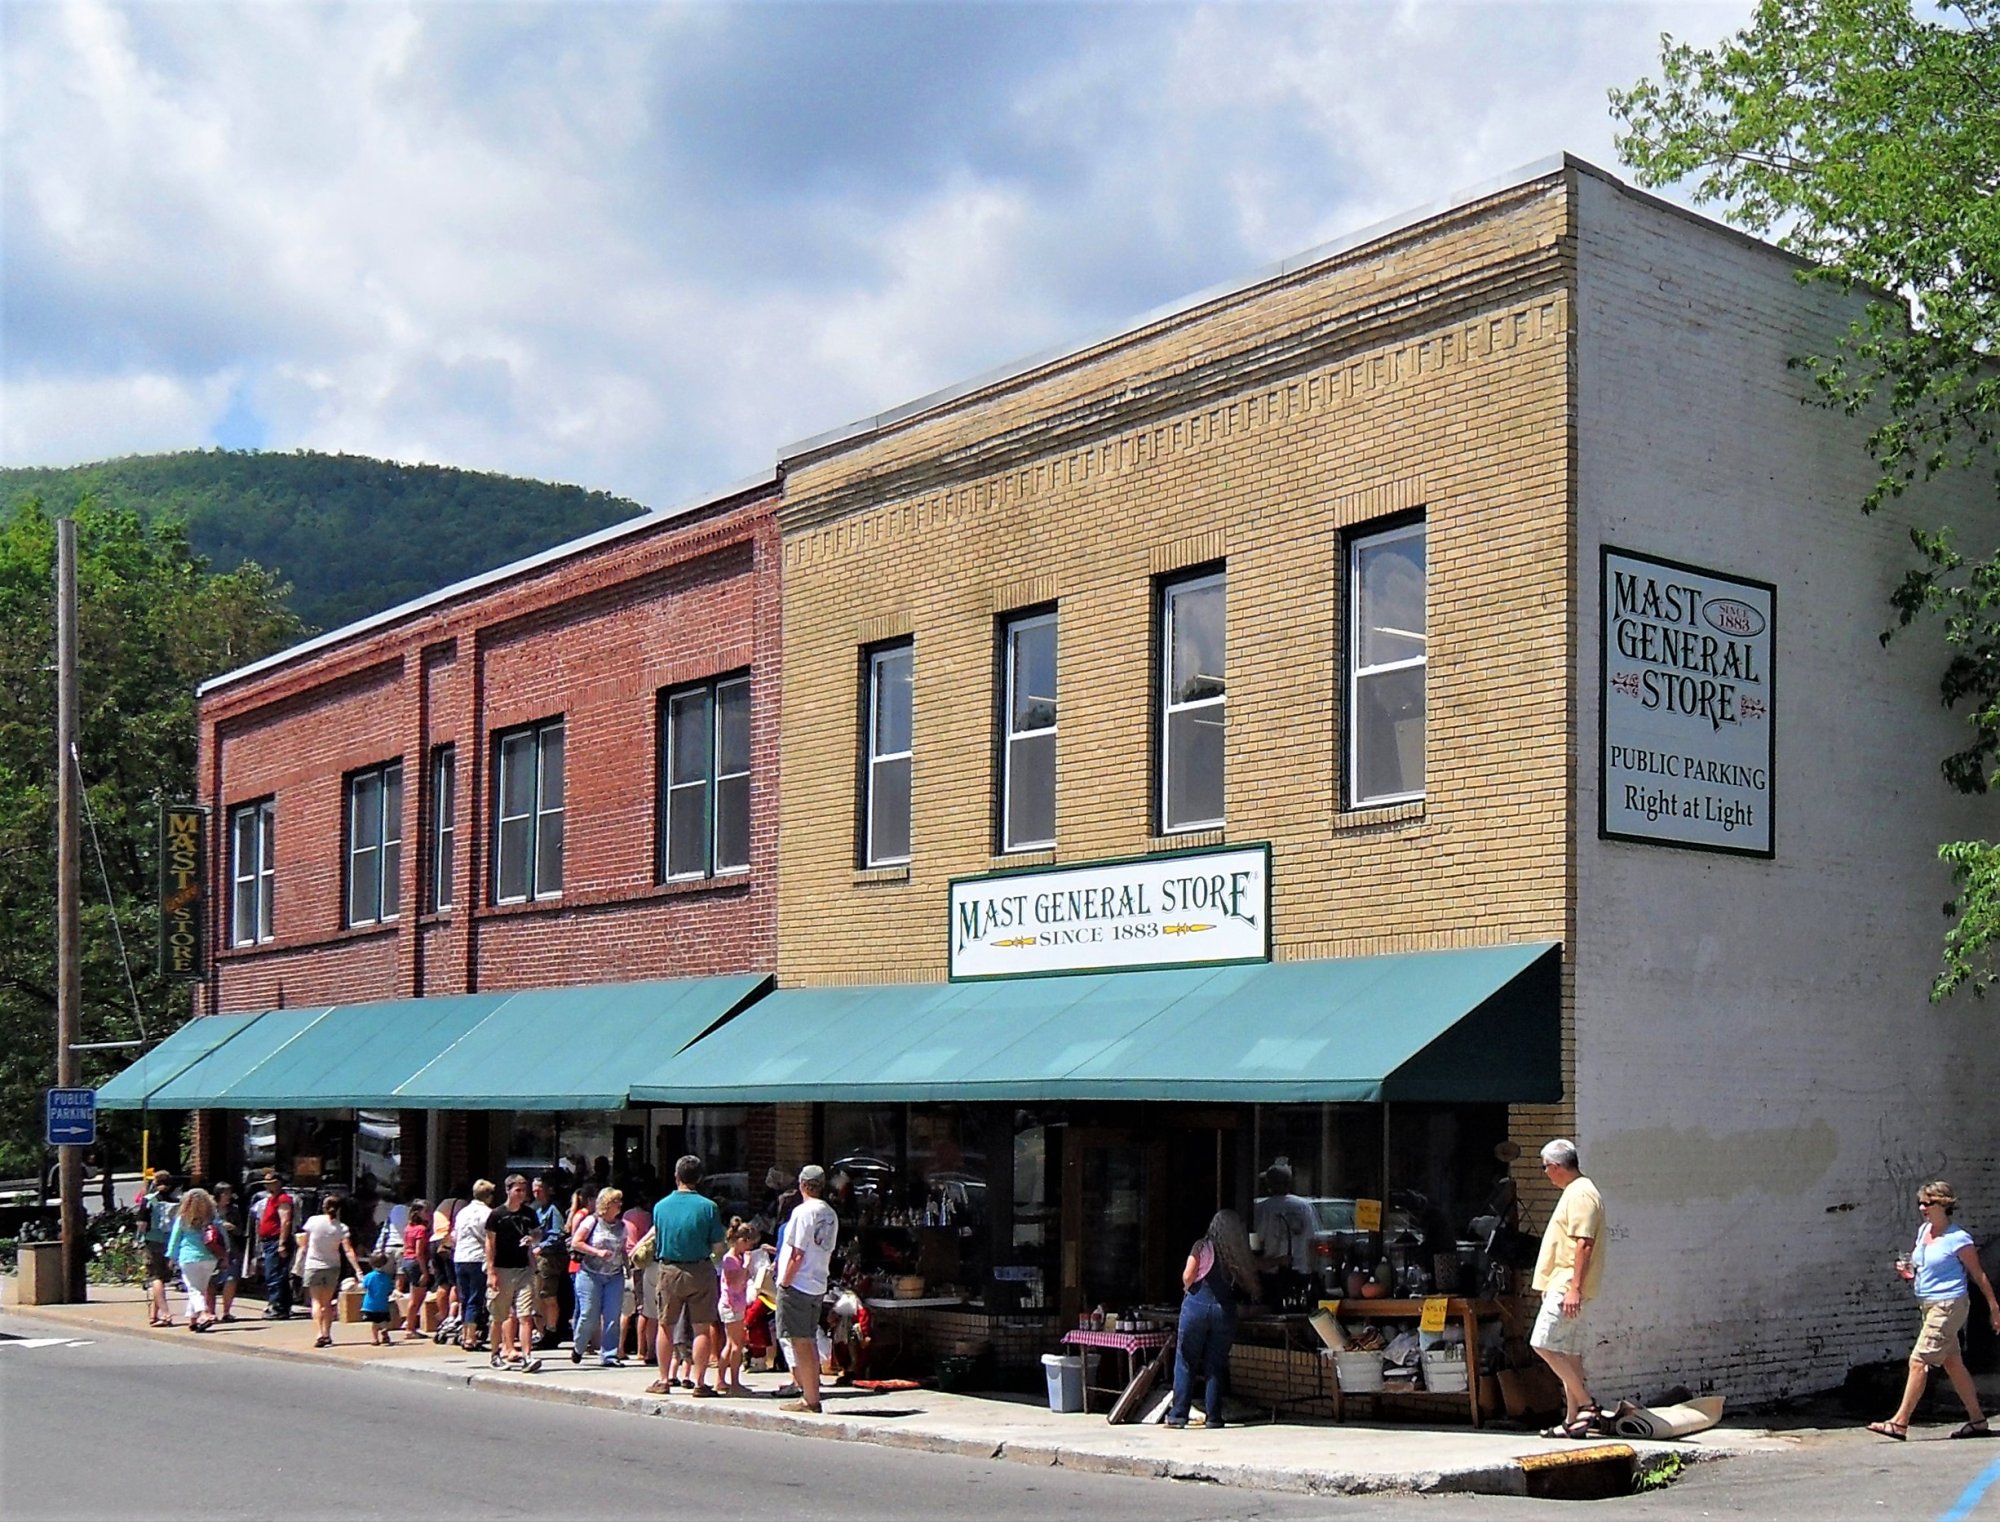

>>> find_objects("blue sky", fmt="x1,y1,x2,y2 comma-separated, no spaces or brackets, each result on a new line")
2,0,1755,508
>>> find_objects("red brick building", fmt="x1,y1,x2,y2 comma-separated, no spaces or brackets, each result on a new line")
184,474,784,1197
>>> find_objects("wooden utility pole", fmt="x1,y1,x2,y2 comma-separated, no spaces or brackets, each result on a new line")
56,516,86,1302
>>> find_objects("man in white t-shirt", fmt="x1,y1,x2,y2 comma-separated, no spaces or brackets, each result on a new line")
775,1164,839,1414
452,1180,495,1350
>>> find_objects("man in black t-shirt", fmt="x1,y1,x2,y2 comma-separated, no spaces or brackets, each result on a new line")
485,1175,543,1371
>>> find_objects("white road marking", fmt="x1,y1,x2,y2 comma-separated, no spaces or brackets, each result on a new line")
0,1337,95,1348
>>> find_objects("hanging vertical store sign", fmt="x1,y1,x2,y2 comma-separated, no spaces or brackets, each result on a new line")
158,802,209,979
949,843,1270,980
1600,548,1776,857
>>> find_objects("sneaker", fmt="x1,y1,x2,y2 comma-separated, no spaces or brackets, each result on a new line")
600,1357,623,1368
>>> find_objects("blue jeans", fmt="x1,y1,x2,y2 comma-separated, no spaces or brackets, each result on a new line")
455,1263,488,1336
573,1269,624,1360
1169,1292,1236,1427
261,1241,293,1316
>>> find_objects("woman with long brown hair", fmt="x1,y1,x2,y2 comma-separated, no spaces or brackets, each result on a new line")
1165,1209,1260,1430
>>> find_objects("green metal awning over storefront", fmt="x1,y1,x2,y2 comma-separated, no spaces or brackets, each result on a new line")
95,1011,271,1110
630,942,1562,1105
393,975,771,1109
96,975,772,1112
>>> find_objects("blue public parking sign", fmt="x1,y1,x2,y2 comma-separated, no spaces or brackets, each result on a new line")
46,1088,96,1147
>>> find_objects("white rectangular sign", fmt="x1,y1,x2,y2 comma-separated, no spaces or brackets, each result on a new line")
1600,547,1775,856
949,845,1270,980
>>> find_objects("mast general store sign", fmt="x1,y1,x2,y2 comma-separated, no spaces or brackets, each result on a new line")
949,845,1270,980
1600,547,1775,857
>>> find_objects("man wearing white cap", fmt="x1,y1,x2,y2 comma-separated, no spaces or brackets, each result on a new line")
775,1164,838,1413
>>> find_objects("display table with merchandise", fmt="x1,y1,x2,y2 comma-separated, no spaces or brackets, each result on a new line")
1059,1327,1173,1413
1321,1297,1508,1428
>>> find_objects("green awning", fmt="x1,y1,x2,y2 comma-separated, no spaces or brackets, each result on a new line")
630,943,1561,1105
96,1011,271,1111
146,1006,338,1110
393,974,773,1109
94,975,773,1112
215,992,508,1109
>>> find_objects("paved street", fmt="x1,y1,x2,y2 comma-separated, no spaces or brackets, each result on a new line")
3,1304,1999,1521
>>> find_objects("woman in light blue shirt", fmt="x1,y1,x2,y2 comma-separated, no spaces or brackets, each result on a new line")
163,1187,222,1332
1867,1181,2000,1440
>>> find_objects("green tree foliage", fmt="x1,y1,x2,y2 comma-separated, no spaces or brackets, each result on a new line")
0,500,303,1176
0,450,644,634
1611,0,2000,999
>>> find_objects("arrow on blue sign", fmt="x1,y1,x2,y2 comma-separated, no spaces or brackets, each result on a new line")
46,1087,96,1147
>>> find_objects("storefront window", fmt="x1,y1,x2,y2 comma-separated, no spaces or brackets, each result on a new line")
685,1107,750,1218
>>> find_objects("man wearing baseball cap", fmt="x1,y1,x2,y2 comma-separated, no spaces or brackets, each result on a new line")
775,1164,839,1413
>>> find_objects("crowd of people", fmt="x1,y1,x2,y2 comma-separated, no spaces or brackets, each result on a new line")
134,1156,861,1412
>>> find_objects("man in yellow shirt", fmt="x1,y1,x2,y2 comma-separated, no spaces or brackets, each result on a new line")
1530,1138,1604,1438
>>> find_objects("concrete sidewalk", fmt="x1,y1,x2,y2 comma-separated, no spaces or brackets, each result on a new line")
4,1279,1796,1498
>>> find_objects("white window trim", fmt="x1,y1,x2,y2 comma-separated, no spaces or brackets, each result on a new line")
864,644,913,868
1348,519,1428,808
345,760,403,927
662,674,753,881
229,798,275,947
429,745,456,912
1160,570,1226,834
1001,611,1057,853
494,719,564,904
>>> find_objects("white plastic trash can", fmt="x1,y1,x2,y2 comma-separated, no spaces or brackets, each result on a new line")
1042,1353,1085,1413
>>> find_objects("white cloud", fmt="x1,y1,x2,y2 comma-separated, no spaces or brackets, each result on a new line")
1,0,1760,502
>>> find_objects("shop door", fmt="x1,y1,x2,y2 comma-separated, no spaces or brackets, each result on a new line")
611,1125,645,1183
1060,1128,1168,1325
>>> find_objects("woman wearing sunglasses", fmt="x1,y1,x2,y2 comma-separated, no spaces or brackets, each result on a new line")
1868,1181,1999,1440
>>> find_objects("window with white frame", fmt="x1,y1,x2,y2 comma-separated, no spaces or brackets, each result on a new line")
428,745,455,911
345,760,403,926
229,798,275,946
493,718,564,903
1348,518,1427,806
1160,570,1226,832
863,643,913,866
662,674,752,880
1001,611,1057,851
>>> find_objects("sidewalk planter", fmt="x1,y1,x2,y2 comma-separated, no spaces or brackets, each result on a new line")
1042,1353,1084,1413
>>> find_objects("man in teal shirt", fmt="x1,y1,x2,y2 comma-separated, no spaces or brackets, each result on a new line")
647,1155,725,1396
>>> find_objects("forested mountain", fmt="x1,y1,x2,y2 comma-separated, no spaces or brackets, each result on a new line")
0,450,646,633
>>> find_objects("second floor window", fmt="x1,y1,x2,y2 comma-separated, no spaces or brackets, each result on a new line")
345,761,403,926
1000,611,1057,852
662,674,752,880
1160,570,1226,832
1348,518,1427,806
863,643,913,867
428,745,456,912
229,798,275,947
494,718,564,903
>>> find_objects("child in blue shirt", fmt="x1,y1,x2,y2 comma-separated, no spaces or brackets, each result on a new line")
361,1252,397,1346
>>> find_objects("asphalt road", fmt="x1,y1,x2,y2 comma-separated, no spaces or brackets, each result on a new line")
2,1311,1996,1522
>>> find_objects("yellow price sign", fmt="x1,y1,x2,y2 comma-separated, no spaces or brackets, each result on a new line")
1419,1297,1449,1334
1354,1198,1382,1232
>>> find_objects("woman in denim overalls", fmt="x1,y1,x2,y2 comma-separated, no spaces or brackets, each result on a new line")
1166,1210,1260,1429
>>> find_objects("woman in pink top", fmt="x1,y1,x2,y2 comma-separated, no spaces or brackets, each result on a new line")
717,1219,758,1394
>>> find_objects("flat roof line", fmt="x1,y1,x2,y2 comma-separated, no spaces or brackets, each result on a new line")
778,153,1579,463
199,468,778,696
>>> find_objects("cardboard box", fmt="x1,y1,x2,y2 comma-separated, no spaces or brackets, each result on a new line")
338,1284,363,1323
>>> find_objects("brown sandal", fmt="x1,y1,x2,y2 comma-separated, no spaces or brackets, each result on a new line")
1867,1420,1908,1441
1948,1421,1994,1439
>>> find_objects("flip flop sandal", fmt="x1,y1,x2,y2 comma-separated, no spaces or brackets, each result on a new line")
1948,1422,1995,1439
1866,1421,1908,1441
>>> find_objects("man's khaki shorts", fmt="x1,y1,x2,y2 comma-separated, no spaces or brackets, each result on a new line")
493,1264,535,1321
1914,1296,1969,1366
533,1249,565,1299
656,1260,720,1328
1529,1288,1591,1357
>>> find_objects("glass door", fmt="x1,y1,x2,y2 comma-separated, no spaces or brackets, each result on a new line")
1061,1128,1167,1325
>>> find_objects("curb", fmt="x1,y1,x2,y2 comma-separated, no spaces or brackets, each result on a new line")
1,1301,1733,1498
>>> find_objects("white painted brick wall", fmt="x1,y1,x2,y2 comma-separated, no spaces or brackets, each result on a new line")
1572,166,1999,1404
